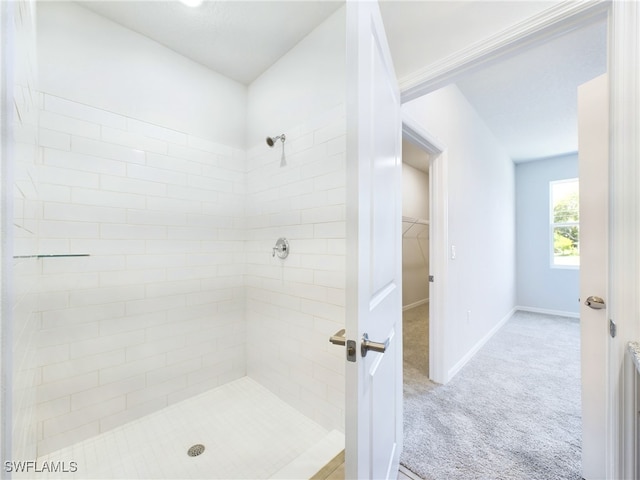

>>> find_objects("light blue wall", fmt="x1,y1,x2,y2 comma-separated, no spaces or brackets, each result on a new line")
516,154,579,315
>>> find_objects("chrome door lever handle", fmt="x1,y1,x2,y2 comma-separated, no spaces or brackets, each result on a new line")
329,329,346,346
361,333,389,357
585,295,606,309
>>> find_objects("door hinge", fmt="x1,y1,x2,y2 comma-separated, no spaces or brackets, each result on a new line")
429,275,434,283
609,319,617,338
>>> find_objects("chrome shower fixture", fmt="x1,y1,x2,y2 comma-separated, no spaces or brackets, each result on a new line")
266,133,287,167
266,134,285,147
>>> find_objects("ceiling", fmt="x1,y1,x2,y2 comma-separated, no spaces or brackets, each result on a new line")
78,1,344,85
453,20,607,162
75,1,607,162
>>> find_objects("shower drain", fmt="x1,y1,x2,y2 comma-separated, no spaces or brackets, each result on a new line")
187,444,205,457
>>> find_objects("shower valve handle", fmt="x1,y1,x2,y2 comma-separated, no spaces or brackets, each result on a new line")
272,238,289,259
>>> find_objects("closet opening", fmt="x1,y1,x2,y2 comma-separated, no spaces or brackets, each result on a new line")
401,138,431,382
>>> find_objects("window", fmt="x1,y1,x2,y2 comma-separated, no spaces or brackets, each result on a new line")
551,179,579,267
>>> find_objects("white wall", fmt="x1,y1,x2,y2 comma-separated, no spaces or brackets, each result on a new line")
245,7,346,433
34,2,247,455
246,8,346,147
402,142,430,219
37,2,247,149
403,84,516,380
402,162,429,308
516,154,579,315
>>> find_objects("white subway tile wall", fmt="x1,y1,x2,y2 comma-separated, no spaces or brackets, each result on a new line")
12,0,41,462
15,86,346,458
245,104,346,433
34,93,247,456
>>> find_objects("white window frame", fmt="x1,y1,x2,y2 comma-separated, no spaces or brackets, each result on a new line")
550,178,579,269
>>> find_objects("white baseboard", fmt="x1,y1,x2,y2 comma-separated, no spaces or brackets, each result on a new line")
515,305,579,319
403,298,429,311
446,307,516,382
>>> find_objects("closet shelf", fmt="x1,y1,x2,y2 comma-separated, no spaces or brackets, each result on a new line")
402,216,429,238
402,216,429,225
13,253,90,259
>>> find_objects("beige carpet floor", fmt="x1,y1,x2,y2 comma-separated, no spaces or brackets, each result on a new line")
403,303,430,382
400,311,581,480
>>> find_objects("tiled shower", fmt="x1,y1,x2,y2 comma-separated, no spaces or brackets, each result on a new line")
6,1,346,476
33,92,248,454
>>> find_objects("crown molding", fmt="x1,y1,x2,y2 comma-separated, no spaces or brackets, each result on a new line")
400,0,610,103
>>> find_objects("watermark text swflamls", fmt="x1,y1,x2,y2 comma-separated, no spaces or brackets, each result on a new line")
4,461,78,473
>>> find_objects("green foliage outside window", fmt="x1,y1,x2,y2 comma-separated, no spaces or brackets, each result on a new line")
551,181,579,266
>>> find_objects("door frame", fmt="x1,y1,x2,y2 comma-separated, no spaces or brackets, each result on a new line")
401,114,448,384
1,0,15,470
399,1,640,477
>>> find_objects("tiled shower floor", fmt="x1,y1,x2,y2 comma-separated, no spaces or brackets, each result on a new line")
35,377,344,479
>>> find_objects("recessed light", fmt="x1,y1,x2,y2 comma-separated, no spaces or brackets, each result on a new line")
179,0,204,7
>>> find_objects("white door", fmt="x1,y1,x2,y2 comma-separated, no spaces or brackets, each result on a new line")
344,1,403,479
578,73,609,479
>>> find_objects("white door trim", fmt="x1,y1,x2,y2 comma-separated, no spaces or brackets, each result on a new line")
608,2,640,478
402,113,446,154
400,1,609,102
399,1,640,477
0,0,16,467
401,113,449,384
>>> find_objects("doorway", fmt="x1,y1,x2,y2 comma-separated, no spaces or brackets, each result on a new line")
401,117,448,386
400,13,608,478
401,139,431,382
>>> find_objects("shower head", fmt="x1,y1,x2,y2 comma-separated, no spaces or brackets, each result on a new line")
266,133,287,167
266,134,286,147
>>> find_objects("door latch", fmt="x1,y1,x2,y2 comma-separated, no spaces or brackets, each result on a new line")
346,340,357,362
609,319,617,338
329,329,357,362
